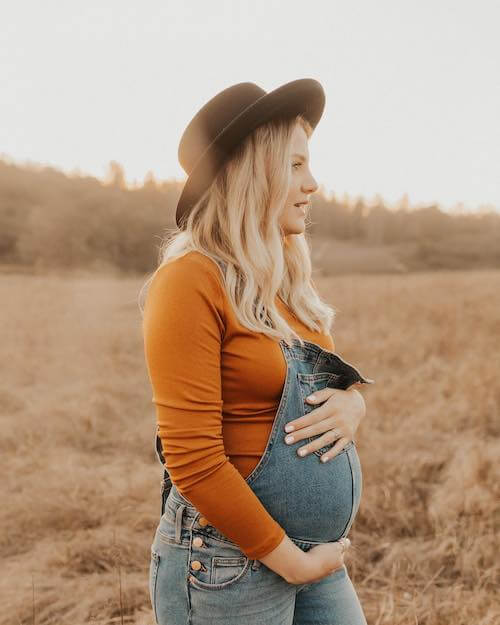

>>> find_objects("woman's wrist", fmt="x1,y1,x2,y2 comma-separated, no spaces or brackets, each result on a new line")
257,533,306,582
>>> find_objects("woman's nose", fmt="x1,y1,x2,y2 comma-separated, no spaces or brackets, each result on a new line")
303,176,318,194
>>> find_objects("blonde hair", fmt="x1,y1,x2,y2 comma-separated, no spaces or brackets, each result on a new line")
139,114,335,348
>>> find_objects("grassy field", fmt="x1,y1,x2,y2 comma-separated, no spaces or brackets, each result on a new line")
1,268,499,625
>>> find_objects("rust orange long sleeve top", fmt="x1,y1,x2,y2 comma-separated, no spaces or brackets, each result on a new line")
142,250,335,560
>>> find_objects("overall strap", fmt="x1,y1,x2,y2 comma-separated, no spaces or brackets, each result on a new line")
154,423,172,516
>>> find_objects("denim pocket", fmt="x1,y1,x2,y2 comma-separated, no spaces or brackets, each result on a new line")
149,549,160,624
187,529,250,591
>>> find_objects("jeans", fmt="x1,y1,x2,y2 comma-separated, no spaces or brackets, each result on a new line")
149,488,368,624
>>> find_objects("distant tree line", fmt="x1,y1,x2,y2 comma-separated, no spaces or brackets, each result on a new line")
0,158,498,274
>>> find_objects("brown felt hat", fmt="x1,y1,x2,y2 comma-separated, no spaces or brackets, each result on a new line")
176,78,326,229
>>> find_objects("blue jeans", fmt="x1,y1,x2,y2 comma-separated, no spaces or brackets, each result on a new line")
150,336,373,624
150,488,367,624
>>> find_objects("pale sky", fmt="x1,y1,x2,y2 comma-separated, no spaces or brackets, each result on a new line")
1,1,499,213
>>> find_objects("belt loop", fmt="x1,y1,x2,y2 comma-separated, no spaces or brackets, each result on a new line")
251,559,262,570
175,504,186,544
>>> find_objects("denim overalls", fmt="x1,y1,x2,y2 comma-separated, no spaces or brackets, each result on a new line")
149,261,374,625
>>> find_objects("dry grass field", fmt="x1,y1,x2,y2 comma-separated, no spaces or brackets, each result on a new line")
1,267,499,625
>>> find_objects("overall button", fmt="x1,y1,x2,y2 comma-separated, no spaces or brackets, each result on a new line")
191,560,202,571
198,517,209,527
193,536,204,547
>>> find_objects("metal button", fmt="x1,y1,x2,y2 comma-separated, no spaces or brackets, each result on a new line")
198,517,209,527
193,536,203,547
191,560,202,571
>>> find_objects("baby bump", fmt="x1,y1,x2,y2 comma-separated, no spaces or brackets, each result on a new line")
253,439,362,543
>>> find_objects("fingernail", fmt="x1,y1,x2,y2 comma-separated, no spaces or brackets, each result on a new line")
285,424,294,432
307,394,316,401
285,435,294,444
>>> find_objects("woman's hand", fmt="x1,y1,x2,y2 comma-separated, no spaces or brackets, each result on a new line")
287,538,351,585
283,384,366,463
258,533,351,585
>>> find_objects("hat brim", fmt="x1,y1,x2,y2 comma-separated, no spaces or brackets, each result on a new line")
175,78,326,228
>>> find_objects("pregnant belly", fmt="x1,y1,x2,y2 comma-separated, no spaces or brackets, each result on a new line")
249,440,363,543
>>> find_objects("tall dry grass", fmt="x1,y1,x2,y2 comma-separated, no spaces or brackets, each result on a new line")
1,268,498,624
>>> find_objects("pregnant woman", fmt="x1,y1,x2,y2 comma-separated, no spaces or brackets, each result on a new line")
141,78,374,625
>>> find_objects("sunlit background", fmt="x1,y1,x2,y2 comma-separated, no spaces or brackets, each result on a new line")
1,4,499,625
1,0,499,212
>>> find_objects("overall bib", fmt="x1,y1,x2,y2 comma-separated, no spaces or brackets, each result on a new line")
149,332,374,624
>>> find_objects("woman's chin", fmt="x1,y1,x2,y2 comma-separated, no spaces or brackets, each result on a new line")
291,222,306,234
283,219,306,236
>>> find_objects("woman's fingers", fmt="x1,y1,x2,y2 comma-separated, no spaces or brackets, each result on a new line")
337,537,351,554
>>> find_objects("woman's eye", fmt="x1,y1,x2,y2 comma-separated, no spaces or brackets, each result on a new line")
292,162,301,169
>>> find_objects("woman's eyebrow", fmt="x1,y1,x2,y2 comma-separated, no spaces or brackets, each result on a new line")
292,153,307,161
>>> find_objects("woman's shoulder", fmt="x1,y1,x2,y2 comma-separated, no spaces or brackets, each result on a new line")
150,250,225,297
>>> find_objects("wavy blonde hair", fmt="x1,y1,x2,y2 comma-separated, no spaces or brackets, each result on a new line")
139,114,335,348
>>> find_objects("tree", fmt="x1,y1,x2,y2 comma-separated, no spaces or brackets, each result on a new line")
105,161,126,190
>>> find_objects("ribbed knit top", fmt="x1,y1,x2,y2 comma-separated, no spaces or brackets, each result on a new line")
142,250,335,559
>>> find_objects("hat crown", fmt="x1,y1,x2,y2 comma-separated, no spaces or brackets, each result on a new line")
178,82,266,176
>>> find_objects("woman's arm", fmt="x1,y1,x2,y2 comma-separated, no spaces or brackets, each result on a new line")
143,253,287,560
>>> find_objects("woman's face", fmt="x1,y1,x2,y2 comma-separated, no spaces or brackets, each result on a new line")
280,124,319,237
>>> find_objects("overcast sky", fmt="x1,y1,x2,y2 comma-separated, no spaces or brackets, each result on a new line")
1,0,499,213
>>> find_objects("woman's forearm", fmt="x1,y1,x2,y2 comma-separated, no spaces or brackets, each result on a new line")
258,533,307,583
